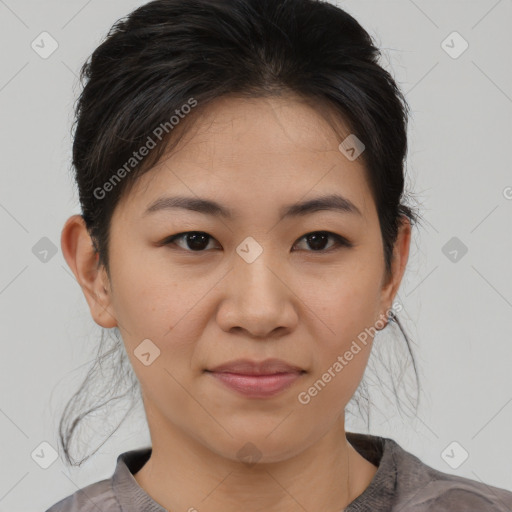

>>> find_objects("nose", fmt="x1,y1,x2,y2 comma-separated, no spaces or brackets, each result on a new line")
216,250,298,339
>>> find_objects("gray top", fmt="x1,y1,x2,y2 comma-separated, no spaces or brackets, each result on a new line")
45,432,512,511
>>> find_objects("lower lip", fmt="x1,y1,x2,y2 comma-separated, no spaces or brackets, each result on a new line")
207,371,304,398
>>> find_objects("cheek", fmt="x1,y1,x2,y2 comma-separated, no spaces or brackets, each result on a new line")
299,261,383,345
111,271,210,409
296,279,378,417
297,343,372,429
110,261,219,373
303,253,383,409
108,259,173,348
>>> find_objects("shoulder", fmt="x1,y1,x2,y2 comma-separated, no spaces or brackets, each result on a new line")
44,477,121,512
399,473,512,511
388,438,512,511
44,447,153,512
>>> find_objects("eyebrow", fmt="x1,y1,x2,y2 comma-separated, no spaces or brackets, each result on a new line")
143,193,363,220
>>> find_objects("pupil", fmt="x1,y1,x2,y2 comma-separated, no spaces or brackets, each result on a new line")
188,233,208,250
308,232,328,250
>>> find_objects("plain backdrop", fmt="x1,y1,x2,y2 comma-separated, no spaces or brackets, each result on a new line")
0,0,511,510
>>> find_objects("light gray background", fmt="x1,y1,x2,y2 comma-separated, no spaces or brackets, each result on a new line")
1,0,511,510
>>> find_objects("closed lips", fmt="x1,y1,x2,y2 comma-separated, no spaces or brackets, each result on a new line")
206,358,306,375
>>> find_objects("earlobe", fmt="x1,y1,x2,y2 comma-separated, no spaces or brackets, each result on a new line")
60,215,118,329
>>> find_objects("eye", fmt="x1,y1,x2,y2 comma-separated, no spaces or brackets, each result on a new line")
161,230,352,253
293,231,353,252
163,231,220,252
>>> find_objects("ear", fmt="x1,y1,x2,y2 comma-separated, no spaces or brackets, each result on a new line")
379,215,411,317
60,214,118,328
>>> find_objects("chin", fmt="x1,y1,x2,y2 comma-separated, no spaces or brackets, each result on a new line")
202,427,313,466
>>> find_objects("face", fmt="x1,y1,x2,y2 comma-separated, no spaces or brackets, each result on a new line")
63,94,410,464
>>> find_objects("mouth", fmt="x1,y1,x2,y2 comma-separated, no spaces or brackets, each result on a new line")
204,358,306,398
205,357,306,375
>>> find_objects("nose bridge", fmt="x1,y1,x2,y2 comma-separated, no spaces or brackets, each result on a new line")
233,242,282,303
224,240,294,336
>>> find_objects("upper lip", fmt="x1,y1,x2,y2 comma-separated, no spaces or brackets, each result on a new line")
207,358,305,375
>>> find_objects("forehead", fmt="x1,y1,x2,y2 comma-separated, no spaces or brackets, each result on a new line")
115,95,375,224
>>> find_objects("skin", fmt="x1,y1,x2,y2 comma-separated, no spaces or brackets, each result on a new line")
61,94,411,512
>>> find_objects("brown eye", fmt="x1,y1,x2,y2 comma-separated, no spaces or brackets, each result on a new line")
162,230,352,253
293,231,352,252
164,231,219,252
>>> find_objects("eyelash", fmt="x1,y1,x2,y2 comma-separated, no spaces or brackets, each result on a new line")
161,231,353,253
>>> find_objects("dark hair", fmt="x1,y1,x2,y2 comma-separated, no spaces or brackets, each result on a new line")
59,0,424,466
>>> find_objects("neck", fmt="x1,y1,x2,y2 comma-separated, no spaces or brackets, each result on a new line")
133,414,377,512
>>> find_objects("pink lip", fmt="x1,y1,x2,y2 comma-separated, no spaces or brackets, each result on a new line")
205,358,306,398
207,358,304,375
208,371,303,398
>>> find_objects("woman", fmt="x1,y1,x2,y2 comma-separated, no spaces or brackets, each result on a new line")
46,0,512,510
